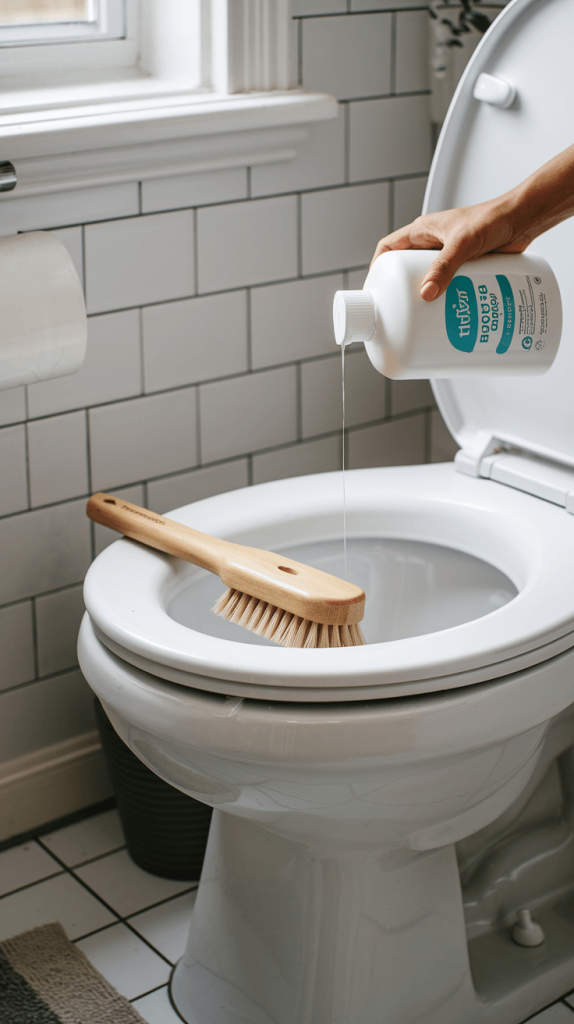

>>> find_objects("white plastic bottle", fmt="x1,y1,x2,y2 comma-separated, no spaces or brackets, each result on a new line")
333,250,562,378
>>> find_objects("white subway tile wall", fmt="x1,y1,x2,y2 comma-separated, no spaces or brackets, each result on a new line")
0,4,447,792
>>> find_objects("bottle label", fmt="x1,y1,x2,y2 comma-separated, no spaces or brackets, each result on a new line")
445,273,549,355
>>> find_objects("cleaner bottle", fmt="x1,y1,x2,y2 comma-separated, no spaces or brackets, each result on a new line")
333,250,562,378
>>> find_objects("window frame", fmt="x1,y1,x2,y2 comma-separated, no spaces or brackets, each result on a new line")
0,0,125,48
0,1,337,200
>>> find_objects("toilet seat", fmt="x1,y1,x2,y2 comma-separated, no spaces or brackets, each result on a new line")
84,463,574,702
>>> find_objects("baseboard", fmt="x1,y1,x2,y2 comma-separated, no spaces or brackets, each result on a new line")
0,731,113,843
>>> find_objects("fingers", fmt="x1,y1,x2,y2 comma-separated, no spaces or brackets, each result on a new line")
371,229,416,266
419,239,479,301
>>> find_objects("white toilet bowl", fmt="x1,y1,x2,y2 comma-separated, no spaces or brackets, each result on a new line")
80,465,574,1024
79,0,574,1019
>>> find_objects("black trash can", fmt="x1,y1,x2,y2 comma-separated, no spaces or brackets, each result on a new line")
94,698,213,881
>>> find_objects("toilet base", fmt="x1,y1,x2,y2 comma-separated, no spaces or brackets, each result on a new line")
171,810,475,1024
171,810,574,1024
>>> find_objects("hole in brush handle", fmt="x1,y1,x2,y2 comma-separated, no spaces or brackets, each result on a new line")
278,566,298,575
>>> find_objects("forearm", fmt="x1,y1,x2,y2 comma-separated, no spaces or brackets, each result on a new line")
503,143,574,245
371,143,574,299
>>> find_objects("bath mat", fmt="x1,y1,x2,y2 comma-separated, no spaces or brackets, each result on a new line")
0,922,146,1023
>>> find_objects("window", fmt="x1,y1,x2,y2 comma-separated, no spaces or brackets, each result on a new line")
0,0,125,45
0,1,337,194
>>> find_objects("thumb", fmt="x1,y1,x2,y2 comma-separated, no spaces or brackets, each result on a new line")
419,243,469,301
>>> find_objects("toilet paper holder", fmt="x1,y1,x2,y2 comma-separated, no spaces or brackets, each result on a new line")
0,161,16,192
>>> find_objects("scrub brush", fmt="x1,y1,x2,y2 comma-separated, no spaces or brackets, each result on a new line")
87,493,366,649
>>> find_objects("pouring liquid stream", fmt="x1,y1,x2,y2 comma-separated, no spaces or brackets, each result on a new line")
342,341,347,580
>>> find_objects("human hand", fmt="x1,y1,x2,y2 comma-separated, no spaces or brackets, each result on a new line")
371,196,529,302
371,142,574,301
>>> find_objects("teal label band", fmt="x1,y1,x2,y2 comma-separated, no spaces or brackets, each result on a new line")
445,276,478,352
495,274,515,354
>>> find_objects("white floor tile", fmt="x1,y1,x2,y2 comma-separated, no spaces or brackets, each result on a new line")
129,890,196,964
0,871,116,941
526,1005,574,1021
76,922,171,1000
133,985,183,1024
41,809,125,867
0,841,62,898
75,848,193,918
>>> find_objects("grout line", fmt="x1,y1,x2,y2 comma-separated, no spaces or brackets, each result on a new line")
296,363,303,442
138,306,145,395
30,594,40,681
246,166,252,200
246,289,253,373
59,843,128,871
137,181,143,216
192,207,199,296
195,385,202,467
297,17,303,86
390,11,397,95
388,178,395,234
0,662,84,698
0,868,65,901
85,407,93,497
131,982,172,1004
343,102,350,184
0,798,117,854
296,193,303,278
23,421,32,510
80,224,86,293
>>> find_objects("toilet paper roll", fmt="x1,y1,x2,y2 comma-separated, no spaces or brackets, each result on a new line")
0,231,87,392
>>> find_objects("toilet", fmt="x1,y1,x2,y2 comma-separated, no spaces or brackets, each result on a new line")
78,0,574,1021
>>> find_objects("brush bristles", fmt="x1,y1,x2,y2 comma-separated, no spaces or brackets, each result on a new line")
212,588,365,648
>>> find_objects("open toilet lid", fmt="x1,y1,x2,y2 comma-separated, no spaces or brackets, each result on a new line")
428,0,574,469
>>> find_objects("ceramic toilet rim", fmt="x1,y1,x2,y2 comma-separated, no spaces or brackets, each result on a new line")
79,616,574,764
83,464,574,696
91,619,574,703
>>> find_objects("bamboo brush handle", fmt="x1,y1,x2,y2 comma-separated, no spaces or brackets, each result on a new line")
87,492,365,626
87,492,237,576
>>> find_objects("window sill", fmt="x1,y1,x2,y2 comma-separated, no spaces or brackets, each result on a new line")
1,85,338,198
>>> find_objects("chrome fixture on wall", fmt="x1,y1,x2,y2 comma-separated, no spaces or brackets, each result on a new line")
0,162,16,192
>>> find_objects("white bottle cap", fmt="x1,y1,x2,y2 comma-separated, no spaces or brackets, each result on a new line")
333,291,376,347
